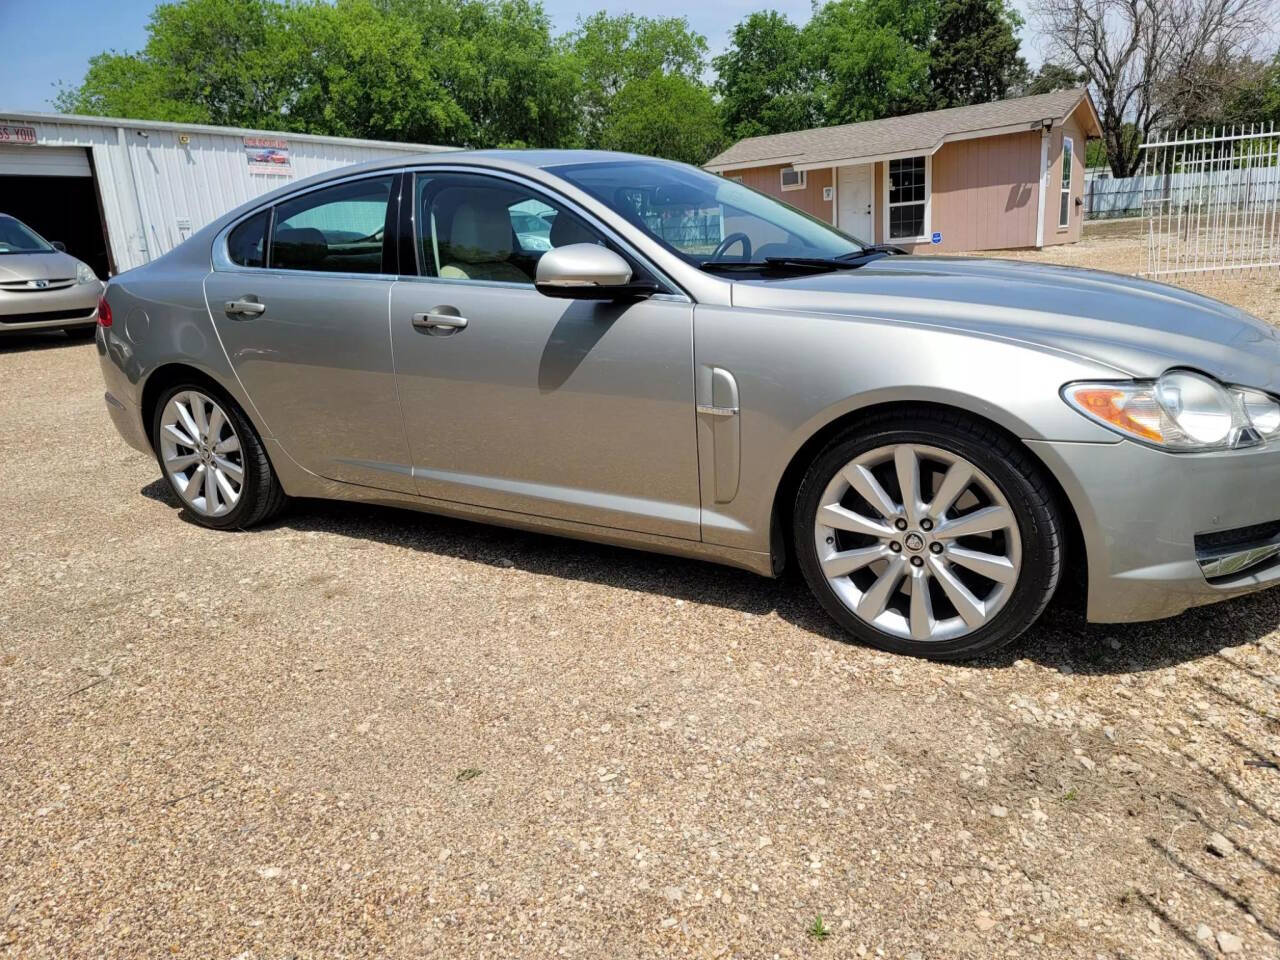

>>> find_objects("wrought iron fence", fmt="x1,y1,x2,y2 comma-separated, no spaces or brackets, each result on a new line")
1139,123,1280,278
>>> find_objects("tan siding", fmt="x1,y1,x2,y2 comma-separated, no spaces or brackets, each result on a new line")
895,131,1040,253
1043,103,1089,246
731,163,834,223
723,121,1091,253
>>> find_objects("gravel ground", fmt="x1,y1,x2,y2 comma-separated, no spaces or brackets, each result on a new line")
2,245,1279,959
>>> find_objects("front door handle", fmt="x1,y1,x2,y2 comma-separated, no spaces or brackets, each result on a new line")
224,298,266,318
411,309,468,334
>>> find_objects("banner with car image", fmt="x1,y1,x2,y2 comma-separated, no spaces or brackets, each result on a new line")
244,137,292,175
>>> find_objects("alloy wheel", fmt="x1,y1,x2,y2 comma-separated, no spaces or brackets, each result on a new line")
158,390,244,518
812,443,1022,643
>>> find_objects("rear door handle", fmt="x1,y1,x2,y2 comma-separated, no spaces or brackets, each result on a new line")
224,299,266,317
412,310,468,333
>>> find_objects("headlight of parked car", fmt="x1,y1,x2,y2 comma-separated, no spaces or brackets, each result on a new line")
75,261,98,284
1063,370,1280,451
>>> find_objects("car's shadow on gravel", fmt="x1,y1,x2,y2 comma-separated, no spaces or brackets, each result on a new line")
142,480,1280,676
0,330,93,353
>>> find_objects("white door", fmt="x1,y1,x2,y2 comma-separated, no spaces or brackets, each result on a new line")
837,165,873,240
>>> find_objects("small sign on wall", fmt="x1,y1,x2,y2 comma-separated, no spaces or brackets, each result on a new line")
0,122,38,144
244,137,292,175
931,232,942,245
823,186,834,201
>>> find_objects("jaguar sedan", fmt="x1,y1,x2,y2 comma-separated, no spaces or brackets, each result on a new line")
97,151,1280,659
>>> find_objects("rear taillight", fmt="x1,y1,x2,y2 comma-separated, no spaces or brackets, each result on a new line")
97,296,112,327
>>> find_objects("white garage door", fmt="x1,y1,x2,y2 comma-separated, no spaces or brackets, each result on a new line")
0,145,92,177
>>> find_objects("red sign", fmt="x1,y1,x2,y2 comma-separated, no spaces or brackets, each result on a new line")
0,124,37,145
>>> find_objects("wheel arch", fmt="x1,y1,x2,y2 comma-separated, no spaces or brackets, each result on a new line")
140,362,260,453
768,399,1087,603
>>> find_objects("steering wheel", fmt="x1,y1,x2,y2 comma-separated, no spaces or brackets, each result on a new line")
709,232,752,261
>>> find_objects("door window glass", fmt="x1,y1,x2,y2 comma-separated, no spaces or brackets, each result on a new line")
227,210,268,267
413,173,609,284
270,176,393,274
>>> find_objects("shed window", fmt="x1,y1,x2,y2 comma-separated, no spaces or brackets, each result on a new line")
887,155,929,240
780,168,806,192
1059,137,1073,228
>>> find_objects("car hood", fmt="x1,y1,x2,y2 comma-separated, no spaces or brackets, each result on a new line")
731,256,1280,390
0,251,79,282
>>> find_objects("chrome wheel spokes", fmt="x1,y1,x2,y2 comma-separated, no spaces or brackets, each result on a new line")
159,391,244,518
813,443,1021,643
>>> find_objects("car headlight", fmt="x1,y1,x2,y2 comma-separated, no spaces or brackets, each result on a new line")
1063,370,1280,451
75,260,98,284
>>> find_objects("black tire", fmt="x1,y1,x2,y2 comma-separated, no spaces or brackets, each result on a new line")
793,409,1062,661
149,381,288,530
64,325,97,340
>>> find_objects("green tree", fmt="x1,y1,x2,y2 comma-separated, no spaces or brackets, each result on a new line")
928,0,1027,108
566,12,708,148
598,73,725,164
713,12,822,140
805,0,937,125
57,0,296,127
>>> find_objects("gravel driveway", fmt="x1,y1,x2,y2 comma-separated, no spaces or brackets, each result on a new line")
2,324,1278,959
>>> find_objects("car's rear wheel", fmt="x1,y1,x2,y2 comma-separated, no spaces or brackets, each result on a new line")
150,382,287,529
793,410,1061,660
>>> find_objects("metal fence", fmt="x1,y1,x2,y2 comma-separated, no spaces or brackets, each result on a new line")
1139,123,1280,278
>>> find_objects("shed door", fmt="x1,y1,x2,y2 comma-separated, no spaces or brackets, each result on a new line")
837,165,874,241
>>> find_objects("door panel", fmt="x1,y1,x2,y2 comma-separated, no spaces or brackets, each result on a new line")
204,271,414,493
389,278,700,539
838,165,874,240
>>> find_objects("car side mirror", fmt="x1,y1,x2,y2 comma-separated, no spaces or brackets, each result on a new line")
51,241,66,252
534,244,659,301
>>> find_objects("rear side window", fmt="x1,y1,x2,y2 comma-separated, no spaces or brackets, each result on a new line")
270,176,394,274
227,210,268,267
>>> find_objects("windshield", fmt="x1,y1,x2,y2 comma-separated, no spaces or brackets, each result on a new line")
554,160,864,269
0,216,54,254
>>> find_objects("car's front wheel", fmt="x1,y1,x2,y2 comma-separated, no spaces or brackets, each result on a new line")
150,382,287,529
793,410,1062,660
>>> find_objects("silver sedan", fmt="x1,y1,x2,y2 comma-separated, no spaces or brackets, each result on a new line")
96,151,1280,659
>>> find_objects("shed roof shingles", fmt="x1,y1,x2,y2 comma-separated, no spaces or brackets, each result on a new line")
706,88,1093,169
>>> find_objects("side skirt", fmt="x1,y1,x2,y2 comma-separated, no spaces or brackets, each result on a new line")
264,439,776,577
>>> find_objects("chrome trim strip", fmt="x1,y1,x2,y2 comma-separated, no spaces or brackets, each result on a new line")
696,404,740,417
1198,541,1280,579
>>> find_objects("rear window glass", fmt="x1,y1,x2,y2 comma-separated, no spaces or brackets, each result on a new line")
270,176,393,274
227,210,268,268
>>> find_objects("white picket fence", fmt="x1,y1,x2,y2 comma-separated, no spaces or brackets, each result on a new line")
1139,124,1280,278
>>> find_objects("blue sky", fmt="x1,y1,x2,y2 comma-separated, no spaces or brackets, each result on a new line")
0,0,1043,114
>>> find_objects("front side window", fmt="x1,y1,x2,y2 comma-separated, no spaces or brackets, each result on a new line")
270,175,394,274
0,215,53,254
887,156,927,241
556,159,864,265
1059,137,1074,228
413,172,611,284
227,210,268,268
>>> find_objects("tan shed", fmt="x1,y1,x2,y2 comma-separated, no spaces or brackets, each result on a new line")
704,89,1103,254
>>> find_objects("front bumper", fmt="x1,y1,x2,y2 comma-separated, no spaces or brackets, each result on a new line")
0,280,102,330
1030,437,1280,622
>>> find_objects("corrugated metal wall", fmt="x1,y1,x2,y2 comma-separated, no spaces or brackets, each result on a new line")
2,116,440,273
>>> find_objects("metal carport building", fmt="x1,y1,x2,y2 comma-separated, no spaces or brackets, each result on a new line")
0,111,450,278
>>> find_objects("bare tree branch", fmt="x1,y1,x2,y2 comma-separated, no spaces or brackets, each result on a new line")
1031,0,1275,175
